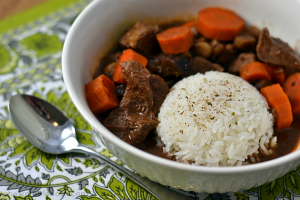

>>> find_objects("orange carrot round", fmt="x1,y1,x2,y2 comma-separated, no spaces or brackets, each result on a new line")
283,73,300,115
156,26,194,55
264,64,286,84
197,7,245,41
240,61,271,83
112,49,147,84
85,74,119,115
261,84,293,129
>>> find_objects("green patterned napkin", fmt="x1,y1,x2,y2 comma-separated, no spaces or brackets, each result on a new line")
0,0,299,199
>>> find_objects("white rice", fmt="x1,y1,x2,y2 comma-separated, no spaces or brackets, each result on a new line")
156,71,274,167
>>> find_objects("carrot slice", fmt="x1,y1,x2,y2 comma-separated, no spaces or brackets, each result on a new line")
112,49,147,84
240,61,271,83
283,73,300,115
85,74,119,115
264,64,286,85
197,7,245,41
261,84,293,129
156,26,194,55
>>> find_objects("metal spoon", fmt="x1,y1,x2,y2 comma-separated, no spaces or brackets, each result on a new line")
9,94,193,200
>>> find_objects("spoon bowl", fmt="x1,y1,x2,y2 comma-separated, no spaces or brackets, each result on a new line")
9,94,193,200
9,94,78,154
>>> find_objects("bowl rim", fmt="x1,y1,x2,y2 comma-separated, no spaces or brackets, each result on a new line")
62,0,300,175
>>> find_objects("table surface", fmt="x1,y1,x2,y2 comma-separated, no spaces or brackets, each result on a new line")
0,1,300,200
0,0,49,20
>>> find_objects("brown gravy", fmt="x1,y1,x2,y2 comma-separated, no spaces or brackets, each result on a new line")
258,115,300,162
138,131,174,160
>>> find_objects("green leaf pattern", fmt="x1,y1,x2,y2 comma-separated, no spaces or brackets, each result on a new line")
0,135,26,150
94,184,117,200
0,44,19,74
9,141,32,157
285,170,300,194
46,91,59,109
78,196,101,200
56,165,63,171
126,179,139,200
14,195,33,200
20,33,63,57
25,147,41,167
234,192,249,200
108,176,129,200
84,187,91,194
259,176,284,200
100,150,114,158
57,154,70,165
77,131,96,146
83,159,93,168
282,189,292,199
40,152,56,171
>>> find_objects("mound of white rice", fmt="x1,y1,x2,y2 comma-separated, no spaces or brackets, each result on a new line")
156,71,275,167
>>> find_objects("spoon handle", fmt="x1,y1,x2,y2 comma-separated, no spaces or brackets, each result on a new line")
72,145,194,200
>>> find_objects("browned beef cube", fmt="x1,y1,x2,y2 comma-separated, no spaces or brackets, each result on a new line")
114,74,170,115
147,54,192,78
189,56,224,74
103,60,158,146
256,28,300,70
150,75,169,116
119,22,160,55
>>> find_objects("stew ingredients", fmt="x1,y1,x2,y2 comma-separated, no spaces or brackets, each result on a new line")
86,6,300,166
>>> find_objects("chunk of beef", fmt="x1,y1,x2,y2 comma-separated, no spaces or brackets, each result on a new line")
114,75,170,115
103,60,158,146
147,54,192,77
228,52,256,74
256,28,300,70
234,33,256,51
189,56,224,74
119,22,160,55
150,75,169,116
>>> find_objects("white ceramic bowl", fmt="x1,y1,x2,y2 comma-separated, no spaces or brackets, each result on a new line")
62,0,300,193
